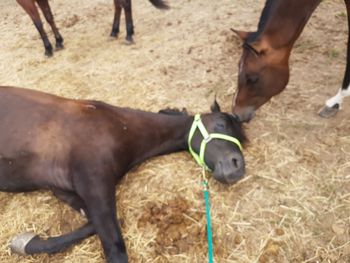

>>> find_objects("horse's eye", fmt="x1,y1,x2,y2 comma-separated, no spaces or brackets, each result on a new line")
246,74,259,85
216,123,225,129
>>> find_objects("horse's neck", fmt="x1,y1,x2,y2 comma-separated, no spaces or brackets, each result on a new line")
115,109,192,169
258,0,321,49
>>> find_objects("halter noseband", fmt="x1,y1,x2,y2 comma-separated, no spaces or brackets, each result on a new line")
188,114,243,171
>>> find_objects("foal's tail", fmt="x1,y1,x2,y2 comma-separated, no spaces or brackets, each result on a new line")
149,0,170,9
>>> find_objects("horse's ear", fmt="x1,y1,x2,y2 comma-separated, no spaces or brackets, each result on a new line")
210,99,221,113
231,28,253,42
180,107,188,115
230,113,241,123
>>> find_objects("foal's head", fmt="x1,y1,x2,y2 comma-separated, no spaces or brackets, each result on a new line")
189,101,247,184
231,30,290,122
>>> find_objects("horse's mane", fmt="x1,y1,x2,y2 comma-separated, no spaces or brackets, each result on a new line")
246,0,275,43
158,107,188,116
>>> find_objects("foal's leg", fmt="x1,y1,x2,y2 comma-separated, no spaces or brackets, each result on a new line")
10,190,95,255
123,0,134,43
36,0,64,50
10,223,95,255
76,174,128,263
111,0,122,38
16,0,53,56
319,0,350,117
53,189,89,217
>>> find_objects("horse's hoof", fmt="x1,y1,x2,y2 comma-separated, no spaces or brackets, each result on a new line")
124,37,134,45
45,50,53,57
110,31,119,38
55,43,64,51
10,232,37,255
319,104,339,118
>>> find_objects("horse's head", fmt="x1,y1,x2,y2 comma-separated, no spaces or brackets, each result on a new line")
231,30,290,122
188,101,247,184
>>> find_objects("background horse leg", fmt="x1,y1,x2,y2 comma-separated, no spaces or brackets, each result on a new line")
111,0,122,38
123,0,134,43
36,0,64,50
319,0,350,117
16,0,53,56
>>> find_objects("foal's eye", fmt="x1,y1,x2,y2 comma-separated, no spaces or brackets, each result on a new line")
216,123,226,129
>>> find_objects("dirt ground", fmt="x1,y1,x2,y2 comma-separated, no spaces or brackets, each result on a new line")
0,0,350,262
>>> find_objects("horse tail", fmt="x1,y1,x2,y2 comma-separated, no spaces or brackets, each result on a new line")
10,223,95,255
148,0,170,9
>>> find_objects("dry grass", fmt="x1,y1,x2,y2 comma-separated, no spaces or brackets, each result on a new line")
0,0,350,262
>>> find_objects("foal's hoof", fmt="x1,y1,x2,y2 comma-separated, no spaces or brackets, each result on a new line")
116,252,128,263
10,232,37,255
319,104,339,118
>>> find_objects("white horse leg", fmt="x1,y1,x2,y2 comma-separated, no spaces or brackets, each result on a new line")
319,0,350,118
319,86,350,118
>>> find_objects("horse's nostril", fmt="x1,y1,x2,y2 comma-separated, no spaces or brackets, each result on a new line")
232,158,238,168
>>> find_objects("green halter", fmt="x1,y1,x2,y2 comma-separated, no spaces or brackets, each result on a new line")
188,114,243,170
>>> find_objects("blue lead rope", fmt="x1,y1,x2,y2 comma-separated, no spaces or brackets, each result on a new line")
203,180,214,263
187,114,243,263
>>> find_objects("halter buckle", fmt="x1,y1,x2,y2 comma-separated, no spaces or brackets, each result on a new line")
204,135,212,143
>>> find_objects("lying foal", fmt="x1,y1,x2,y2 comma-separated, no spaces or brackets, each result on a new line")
0,86,246,263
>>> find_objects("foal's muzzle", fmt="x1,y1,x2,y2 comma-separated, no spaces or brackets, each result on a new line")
213,152,245,184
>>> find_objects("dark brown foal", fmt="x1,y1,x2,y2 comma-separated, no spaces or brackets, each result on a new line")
1,86,246,263
16,0,63,56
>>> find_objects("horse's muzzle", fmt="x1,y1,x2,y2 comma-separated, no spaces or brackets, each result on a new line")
213,153,245,184
232,105,255,123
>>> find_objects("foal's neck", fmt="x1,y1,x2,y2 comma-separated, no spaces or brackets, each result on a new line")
256,0,321,49
116,108,193,169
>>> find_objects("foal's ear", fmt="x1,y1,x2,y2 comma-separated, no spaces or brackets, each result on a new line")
231,28,253,42
210,99,221,113
181,107,188,115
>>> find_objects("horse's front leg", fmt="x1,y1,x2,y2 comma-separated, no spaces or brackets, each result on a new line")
76,173,128,263
319,0,350,118
16,0,53,56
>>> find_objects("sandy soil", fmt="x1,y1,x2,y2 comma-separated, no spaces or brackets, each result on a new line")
0,0,349,262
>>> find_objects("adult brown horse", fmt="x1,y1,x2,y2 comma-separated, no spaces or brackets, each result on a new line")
0,86,246,263
232,0,350,122
16,0,169,56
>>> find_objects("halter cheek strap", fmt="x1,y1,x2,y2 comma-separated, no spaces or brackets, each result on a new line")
188,114,243,171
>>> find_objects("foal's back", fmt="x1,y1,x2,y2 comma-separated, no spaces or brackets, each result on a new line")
0,87,115,192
